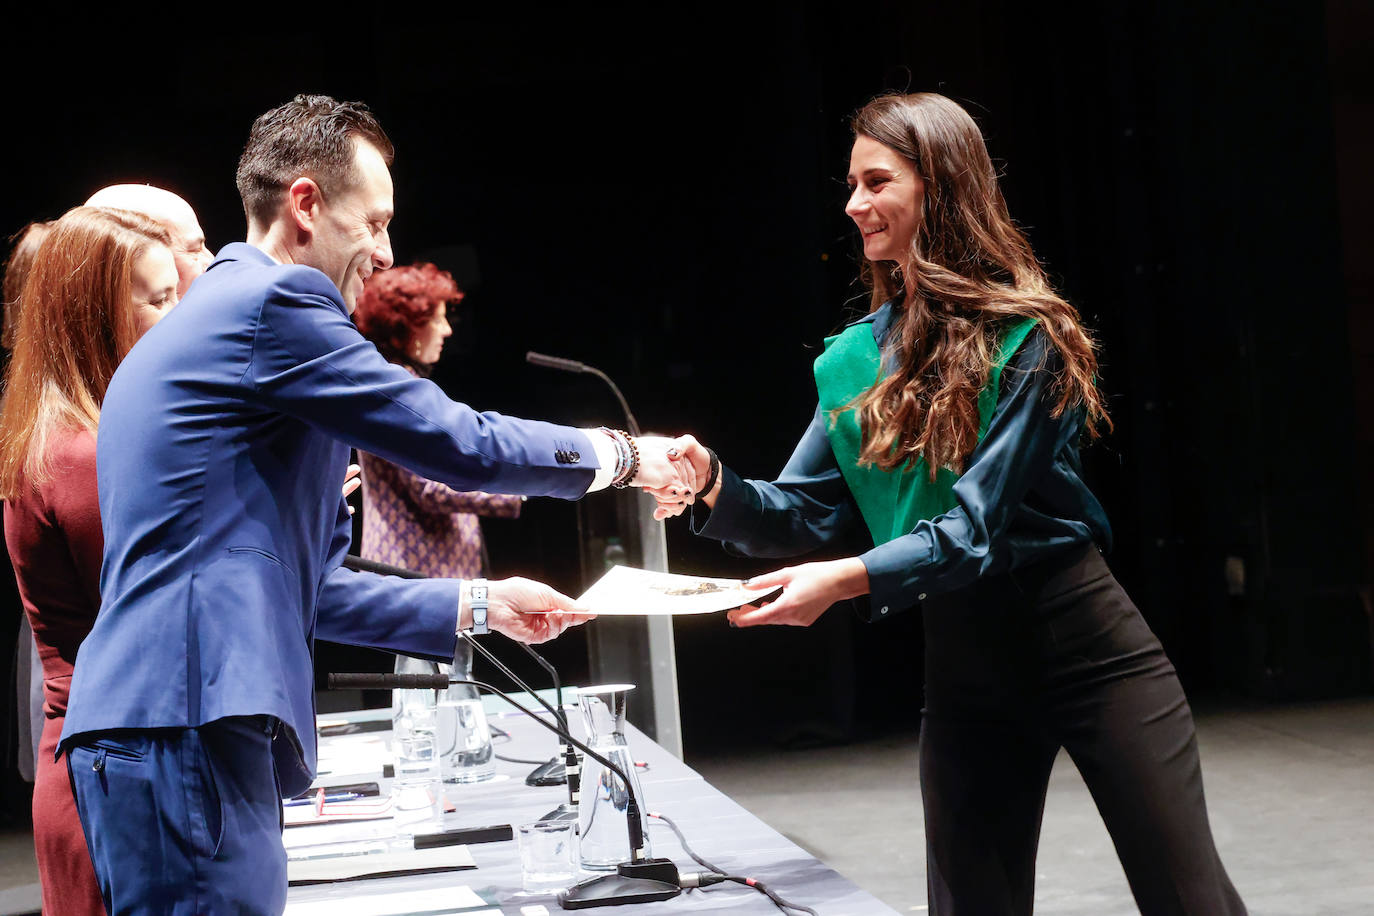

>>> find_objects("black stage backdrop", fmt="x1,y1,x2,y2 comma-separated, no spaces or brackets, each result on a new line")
1,1,1369,789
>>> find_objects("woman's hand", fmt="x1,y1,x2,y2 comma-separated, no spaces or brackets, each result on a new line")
485,577,597,644
631,436,699,499
342,463,362,515
726,557,870,628
651,434,716,520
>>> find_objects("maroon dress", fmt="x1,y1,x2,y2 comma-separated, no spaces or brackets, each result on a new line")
4,426,106,915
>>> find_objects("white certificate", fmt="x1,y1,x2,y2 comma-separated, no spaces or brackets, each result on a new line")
575,565,780,616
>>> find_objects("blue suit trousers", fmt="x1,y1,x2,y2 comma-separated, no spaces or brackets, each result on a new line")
67,716,286,915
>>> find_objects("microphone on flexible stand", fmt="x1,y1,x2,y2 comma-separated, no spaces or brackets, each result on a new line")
520,648,572,788
329,671,682,908
341,555,580,812
525,352,641,436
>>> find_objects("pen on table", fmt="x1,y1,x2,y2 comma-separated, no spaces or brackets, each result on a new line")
286,781,380,801
282,791,367,807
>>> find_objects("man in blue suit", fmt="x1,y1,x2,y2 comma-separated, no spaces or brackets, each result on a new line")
61,95,693,914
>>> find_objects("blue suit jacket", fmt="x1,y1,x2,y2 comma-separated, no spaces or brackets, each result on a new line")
62,243,597,793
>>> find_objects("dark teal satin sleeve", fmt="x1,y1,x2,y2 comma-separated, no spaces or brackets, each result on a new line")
693,326,1112,620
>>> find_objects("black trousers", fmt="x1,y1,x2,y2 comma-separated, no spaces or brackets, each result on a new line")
920,545,1246,915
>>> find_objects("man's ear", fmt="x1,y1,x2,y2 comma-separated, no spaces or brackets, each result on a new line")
286,177,323,234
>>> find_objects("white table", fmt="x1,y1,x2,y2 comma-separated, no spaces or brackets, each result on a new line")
286,697,899,915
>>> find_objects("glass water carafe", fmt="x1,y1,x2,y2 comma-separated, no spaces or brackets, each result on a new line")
436,639,495,783
576,684,650,870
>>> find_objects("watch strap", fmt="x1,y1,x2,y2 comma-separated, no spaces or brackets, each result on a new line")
469,578,489,636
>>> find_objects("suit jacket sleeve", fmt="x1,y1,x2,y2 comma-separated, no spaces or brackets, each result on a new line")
386,458,524,518
247,268,596,500
315,496,460,661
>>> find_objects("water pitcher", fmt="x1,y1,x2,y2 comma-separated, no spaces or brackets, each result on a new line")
576,684,650,870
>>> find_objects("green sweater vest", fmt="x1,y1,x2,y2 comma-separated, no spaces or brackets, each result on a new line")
814,316,1038,547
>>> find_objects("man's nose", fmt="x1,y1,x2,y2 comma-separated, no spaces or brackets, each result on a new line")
374,231,395,270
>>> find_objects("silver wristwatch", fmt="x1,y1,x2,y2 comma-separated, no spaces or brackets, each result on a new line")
469,578,489,636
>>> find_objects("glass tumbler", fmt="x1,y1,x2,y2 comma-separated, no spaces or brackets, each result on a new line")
391,731,443,837
517,819,580,892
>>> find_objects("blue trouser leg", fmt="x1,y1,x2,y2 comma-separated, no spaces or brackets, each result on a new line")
67,716,287,915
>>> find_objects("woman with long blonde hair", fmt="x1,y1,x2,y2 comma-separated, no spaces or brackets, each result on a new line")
1,206,178,916
666,93,1246,915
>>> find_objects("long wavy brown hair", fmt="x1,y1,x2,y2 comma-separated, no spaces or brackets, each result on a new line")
847,93,1110,476
0,207,171,497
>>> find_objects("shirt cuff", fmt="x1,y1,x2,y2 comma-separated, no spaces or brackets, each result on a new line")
453,578,469,633
690,466,753,539
859,537,934,621
582,428,619,492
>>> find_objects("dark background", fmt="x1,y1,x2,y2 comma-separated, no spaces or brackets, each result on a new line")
3,1,1371,816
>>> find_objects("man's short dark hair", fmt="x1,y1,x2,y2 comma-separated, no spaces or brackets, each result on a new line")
235,94,394,226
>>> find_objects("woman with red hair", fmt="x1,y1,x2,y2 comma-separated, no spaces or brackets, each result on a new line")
352,263,522,579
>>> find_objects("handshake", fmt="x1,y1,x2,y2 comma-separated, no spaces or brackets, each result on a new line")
613,433,716,521
433,434,714,646
439,432,853,641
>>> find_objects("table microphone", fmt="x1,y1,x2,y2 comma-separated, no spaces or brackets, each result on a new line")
328,672,682,908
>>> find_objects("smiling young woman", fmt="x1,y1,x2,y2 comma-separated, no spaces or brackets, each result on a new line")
664,92,1247,915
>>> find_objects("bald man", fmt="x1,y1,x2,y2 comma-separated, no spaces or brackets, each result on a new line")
85,184,213,297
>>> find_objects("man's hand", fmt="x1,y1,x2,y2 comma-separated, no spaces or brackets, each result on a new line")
342,463,362,515
726,558,870,628
485,577,596,644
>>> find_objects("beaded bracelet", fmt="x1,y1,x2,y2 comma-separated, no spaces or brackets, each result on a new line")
613,432,640,488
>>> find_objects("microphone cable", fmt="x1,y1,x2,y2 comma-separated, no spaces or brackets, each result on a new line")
649,811,819,916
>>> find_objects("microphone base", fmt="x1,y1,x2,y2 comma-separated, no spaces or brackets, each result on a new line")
539,802,578,823
558,861,681,909
526,757,568,787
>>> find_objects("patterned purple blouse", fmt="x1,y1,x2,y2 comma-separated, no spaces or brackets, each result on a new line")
359,450,522,579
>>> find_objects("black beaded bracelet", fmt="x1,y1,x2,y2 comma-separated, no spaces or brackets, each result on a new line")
699,447,721,497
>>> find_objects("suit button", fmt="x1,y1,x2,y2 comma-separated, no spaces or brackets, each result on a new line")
879,606,889,615
555,450,568,463
918,593,927,600
568,451,580,463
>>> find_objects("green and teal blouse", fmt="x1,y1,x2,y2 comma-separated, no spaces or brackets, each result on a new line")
692,301,1111,620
